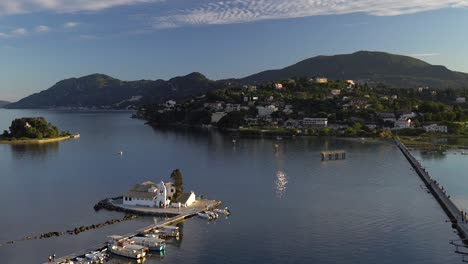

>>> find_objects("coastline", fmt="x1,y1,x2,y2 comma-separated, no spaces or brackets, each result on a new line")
0,135,74,145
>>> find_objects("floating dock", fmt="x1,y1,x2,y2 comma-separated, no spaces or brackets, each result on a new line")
321,150,346,161
47,200,221,264
394,136,468,239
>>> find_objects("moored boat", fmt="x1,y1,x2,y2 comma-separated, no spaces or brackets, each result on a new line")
107,236,148,259
153,226,180,238
214,207,231,216
130,236,166,251
197,212,213,220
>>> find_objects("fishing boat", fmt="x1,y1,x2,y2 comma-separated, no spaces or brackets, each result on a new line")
107,236,148,259
214,207,231,216
130,236,166,251
153,226,180,238
197,212,213,220
85,250,107,263
206,211,219,219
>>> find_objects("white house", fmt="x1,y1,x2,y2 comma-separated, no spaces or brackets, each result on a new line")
257,105,278,117
456,97,466,104
394,118,411,129
331,89,341,96
274,83,283,90
123,181,177,208
314,77,328,84
423,124,448,133
225,104,241,113
175,192,196,208
164,100,177,108
303,118,328,128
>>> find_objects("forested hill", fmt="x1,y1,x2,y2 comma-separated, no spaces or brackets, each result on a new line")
6,72,221,109
238,51,468,88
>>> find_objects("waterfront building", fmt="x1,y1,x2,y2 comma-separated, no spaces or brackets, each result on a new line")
423,124,448,133
257,105,278,117
176,192,196,208
123,181,177,208
394,118,412,129
456,97,466,104
303,118,328,128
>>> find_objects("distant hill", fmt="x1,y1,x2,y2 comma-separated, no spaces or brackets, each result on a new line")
238,51,468,88
0,100,10,108
6,72,220,109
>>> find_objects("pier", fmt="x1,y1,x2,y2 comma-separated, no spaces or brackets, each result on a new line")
47,200,221,264
321,150,346,161
394,136,468,239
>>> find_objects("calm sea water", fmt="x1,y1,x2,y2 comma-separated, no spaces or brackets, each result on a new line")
0,109,463,263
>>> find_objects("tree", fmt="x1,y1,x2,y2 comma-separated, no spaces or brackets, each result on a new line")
170,169,184,198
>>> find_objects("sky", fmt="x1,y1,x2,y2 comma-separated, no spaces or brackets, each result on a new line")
1,0,468,101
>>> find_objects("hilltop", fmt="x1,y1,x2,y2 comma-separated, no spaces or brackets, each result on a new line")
5,72,220,109
238,51,468,88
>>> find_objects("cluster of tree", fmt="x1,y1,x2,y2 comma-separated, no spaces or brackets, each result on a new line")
1,117,70,139
170,169,184,201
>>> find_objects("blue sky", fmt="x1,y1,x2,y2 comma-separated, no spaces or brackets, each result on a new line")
1,0,468,101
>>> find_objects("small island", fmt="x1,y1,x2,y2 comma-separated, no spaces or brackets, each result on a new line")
0,117,78,144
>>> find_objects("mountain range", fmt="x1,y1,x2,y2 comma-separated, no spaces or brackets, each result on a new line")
0,100,10,108
6,72,220,109
238,51,468,88
5,51,468,109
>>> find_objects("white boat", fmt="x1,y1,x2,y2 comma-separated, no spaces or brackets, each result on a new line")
130,236,166,251
107,236,148,259
84,250,106,263
154,226,180,238
214,207,231,216
197,212,213,220
206,211,219,219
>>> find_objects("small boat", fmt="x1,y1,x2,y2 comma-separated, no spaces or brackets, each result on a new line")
107,236,148,259
197,212,213,220
130,236,166,251
118,150,123,156
154,226,180,238
207,211,219,219
214,207,231,216
232,139,236,144
85,251,106,263
276,136,282,140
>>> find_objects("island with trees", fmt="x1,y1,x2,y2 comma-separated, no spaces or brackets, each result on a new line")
0,117,77,144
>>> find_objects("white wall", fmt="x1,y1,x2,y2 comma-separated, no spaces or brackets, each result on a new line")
123,197,155,207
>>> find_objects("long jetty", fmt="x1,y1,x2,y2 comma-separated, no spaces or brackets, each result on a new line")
48,200,221,264
394,136,468,239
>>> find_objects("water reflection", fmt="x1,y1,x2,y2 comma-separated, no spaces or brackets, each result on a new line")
420,150,447,160
275,171,288,198
9,142,59,159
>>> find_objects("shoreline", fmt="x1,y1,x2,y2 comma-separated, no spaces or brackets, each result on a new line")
0,135,77,145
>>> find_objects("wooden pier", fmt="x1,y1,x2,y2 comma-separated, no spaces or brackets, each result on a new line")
394,136,468,239
321,150,346,161
47,200,221,264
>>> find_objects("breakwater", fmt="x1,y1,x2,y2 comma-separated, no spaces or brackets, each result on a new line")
394,136,468,238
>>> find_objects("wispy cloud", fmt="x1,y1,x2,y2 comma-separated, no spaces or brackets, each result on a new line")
64,22,79,28
35,25,50,32
152,0,468,29
408,53,441,57
0,0,164,15
0,25,50,38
